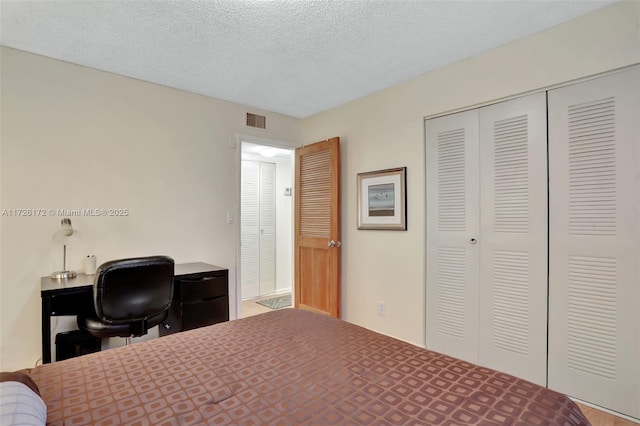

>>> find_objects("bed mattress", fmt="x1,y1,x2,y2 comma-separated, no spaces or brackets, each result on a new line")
28,309,590,425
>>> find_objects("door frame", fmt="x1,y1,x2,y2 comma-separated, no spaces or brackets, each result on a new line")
234,134,300,319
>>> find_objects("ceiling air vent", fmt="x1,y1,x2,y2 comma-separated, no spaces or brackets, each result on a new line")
246,113,266,129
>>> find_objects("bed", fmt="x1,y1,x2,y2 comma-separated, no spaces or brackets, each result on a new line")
24,309,590,425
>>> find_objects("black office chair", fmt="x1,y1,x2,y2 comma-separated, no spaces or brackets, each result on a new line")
77,256,174,345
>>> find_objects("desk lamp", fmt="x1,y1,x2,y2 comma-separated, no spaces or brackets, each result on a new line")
51,218,78,279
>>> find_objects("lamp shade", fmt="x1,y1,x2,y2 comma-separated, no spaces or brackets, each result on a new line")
52,218,79,244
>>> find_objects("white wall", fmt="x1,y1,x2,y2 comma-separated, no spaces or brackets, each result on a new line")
302,1,640,347
0,47,302,371
273,155,293,294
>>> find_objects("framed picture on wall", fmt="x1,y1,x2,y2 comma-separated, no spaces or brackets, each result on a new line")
357,167,407,230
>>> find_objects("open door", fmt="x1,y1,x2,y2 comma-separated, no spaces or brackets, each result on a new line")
294,137,340,317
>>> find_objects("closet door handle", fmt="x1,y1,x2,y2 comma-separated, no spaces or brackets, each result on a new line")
470,238,477,244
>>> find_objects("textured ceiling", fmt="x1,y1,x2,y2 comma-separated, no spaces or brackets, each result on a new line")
0,1,616,118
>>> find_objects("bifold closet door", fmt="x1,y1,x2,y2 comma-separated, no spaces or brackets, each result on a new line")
258,161,276,296
425,109,480,363
548,68,639,419
241,160,276,299
478,92,548,386
426,93,548,385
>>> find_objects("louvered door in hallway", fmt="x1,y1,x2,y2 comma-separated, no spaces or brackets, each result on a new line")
241,160,276,299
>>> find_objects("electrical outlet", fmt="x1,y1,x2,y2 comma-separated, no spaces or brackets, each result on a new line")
377,301,385,316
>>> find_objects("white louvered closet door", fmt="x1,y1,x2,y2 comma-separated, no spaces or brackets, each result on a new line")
258,162,276,295
241,160,276,299
478,93,548,386
548,68,640,419
425,109,480,363
241,160,260,299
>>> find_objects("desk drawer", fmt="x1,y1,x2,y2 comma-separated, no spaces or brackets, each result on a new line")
50,292,94,316
179,275,227,303
182,296,229,331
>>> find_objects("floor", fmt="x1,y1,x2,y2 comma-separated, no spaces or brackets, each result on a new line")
576,403,638,426
240,293,292,318
239,297,637,425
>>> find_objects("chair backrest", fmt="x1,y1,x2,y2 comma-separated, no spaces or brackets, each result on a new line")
93,256,174,324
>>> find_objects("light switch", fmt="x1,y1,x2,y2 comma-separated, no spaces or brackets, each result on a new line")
226,212,234,224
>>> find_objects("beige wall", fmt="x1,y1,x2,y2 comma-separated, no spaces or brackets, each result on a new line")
302,1,640,346
1,1,638,371
0,47,303,370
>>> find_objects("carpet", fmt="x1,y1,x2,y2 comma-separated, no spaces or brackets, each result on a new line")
256,294,292,309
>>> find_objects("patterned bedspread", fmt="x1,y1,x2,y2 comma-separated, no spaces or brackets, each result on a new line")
29,309,590,425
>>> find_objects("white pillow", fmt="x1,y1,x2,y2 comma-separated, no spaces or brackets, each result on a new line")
0,381,46,426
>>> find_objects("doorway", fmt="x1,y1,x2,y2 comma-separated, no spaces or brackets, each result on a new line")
240,141,294,317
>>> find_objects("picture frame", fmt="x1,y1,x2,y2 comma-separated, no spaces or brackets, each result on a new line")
357,167,407,230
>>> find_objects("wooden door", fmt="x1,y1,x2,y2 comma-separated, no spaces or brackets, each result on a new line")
294,137,340,317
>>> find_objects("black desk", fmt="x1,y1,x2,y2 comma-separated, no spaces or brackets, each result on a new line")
41,262,229,363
